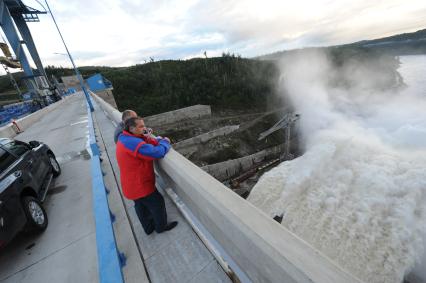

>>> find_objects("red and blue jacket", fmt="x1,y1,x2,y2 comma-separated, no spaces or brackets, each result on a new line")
116,130,171,200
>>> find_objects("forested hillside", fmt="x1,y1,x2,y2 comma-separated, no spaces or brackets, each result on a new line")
0,47,401,115
260,28,426,60
108,55,282,116
0,28,419,111
352,28,426,55
45,55,283,116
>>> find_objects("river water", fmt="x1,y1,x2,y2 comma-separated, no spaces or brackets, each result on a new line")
248,53,426,283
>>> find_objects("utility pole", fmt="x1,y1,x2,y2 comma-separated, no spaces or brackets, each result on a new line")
44,0,94,112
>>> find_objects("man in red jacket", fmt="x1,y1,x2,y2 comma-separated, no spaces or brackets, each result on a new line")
116,117,177,234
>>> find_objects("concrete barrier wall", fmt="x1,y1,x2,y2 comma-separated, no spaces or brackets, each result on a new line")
92,92,122,123
143,105,211,127
92,92,362,283
94,89,118,109
175,125,239,148
174,125,239,156
93,91,210,128
156,151,362,283
202,144,284,181
0,96,72,138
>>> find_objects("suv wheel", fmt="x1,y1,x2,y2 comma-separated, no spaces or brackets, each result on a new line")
22,196,48,232
48,153,61,177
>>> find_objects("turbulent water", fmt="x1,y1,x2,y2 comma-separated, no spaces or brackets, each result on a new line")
248,54,426,283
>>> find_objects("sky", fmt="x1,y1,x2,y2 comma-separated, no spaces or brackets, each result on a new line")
6,0,426,68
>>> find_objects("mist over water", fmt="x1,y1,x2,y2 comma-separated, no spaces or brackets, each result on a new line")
248,53,426,283
399,56,426,96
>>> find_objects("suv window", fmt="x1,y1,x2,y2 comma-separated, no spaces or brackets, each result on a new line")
0,148,17,172
4,141,30,157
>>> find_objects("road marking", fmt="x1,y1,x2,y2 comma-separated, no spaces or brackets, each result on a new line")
70,119,88,126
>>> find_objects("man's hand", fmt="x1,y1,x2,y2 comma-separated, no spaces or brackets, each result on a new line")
164,137,171,143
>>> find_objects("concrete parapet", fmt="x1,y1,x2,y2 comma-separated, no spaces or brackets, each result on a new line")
92,91,363,283
0,96,71,139
156,150,362,283
91,91,121,123
94,89,118,109
202,144,285,181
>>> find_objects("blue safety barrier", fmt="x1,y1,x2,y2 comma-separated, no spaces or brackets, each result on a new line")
0,101,39,126
86,100,124,283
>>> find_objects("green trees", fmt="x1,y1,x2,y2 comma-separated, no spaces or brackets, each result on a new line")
101,55,282,116
0,47,396,116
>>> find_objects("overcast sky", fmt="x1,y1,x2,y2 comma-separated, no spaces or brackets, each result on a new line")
11,0,426,68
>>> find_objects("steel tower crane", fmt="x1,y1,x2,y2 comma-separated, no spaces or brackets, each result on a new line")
0,0,58,105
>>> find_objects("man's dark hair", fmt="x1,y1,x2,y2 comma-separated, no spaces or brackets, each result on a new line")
124,117,142,132
122,110,136,122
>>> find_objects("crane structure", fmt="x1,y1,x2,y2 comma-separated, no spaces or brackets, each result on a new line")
0,0,58,105
258,113,300,159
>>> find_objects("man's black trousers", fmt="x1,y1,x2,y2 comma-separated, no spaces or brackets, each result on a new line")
134,190,167,234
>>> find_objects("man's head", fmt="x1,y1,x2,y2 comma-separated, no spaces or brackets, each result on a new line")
125,117,146,136
122,110,137,122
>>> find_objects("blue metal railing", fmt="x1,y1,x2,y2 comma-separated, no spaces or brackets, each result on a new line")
0,101,39,125
86,100,124,283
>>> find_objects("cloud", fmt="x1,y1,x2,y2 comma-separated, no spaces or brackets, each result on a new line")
9,0,426,68
187,0,426,55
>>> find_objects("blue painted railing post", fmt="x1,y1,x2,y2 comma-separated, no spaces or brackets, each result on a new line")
87,101,124,283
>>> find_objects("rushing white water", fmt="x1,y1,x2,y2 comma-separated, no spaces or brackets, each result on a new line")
248,53,426,283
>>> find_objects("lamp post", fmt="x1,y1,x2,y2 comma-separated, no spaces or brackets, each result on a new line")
44,0,94,112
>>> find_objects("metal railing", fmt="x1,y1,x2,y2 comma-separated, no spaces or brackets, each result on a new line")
86,99,124,283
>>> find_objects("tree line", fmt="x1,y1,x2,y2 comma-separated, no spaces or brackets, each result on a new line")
0,47,402,115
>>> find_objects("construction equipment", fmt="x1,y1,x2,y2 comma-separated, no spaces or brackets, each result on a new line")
0,42,12,57
0,61,22,99
230,157,282,190
258,113,300,160
0,36,23,100
258,113,300,140
0,41,21,68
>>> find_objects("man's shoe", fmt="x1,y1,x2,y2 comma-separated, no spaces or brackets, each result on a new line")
164,221,178,232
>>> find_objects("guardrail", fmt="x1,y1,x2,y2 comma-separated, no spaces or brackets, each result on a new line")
86,98,124,283
91,92,363,283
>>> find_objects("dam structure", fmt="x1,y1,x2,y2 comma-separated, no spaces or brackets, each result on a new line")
0,91,363,283
0,1,424,282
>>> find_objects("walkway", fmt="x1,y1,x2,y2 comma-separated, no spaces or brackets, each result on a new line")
0,94,98,282
92,99,231,282
0,93,231,283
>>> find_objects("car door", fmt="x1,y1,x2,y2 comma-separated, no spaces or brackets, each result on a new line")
29,142,51,179
3,141,43,189
0,148,17,175
0,147,22,241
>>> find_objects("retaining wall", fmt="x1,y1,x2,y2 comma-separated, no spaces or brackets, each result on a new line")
174,125,239,156
143,105,211,127
202,144,285,181
99,96,211,129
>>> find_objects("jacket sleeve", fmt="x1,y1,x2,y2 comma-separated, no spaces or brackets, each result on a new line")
136,139,171,159
145,136,159,145
114,124,123,144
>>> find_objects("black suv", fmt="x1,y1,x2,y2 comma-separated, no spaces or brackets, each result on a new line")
0,138,61,248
